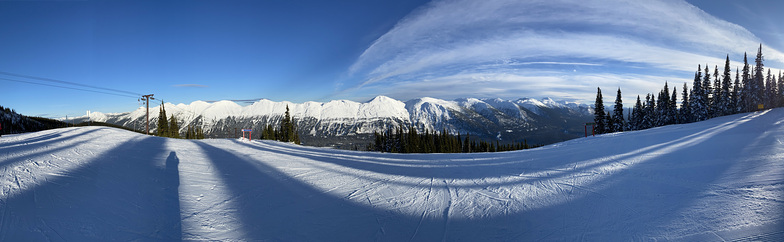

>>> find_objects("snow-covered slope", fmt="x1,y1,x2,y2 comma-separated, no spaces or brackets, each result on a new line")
4,109,782,240
64,96,592,146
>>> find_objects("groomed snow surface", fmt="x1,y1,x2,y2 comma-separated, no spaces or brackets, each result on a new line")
2,109,783,241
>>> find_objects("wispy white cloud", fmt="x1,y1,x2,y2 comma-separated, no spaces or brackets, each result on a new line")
367,71,689,105
339,0,784,103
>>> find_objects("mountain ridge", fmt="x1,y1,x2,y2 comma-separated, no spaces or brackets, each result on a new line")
65,96,594,148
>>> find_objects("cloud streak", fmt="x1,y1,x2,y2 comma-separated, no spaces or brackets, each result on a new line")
338,0,784,103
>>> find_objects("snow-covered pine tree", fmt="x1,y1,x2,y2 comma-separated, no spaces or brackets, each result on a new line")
613,88,624,132
702,65,713,118
691,65,708,122
741,53,751,112
752,44,765,110
631,95,643,130
158,101,169,137
655,84,667,126
778,71,784,108
606,111,615,133
720,55,732,116
681,83,691,123
670,86,678,124
713,65,721,117
169,115,180,138
643,94,655,129
594,87,607,134
765,69,776,109
732,68,741,114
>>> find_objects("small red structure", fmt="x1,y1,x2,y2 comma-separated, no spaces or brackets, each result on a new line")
241,129,252,141
584,122,596,137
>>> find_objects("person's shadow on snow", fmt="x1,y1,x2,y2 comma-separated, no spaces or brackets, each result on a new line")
163,151,182,239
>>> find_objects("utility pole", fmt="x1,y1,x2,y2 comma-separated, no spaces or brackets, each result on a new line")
141,94,154,135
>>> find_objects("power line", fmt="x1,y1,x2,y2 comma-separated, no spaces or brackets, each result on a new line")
0,77,140,98
0,71,143,97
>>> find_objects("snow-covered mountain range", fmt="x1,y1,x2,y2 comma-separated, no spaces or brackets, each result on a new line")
67,96,593,147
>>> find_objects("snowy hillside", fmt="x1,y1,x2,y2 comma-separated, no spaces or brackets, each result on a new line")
0,106,65,135
6,108,782,240
65,96,592,146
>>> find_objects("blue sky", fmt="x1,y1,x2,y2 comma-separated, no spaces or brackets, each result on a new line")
1,0,782,118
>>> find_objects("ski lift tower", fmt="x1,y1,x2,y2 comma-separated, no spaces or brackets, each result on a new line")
140,94,154,135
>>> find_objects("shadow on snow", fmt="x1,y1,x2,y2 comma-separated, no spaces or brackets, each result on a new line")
0,135,181,241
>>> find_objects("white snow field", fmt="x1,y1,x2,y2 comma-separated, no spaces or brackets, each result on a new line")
2,109,783,241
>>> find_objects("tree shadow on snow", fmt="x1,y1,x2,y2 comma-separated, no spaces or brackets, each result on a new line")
0,136,182,241
193,141,470,241
446,110,784,240
0,128,104,170
223,111,783,240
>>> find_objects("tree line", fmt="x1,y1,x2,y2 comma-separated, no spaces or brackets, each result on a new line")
368,126,539,153
157,101,204,139
594,44,783,134
259,105,301,144
0,105,70,135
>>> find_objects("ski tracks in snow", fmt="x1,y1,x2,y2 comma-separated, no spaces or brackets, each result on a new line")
2,109,783,240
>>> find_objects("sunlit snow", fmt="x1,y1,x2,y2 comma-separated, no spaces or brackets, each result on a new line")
2,109,783,240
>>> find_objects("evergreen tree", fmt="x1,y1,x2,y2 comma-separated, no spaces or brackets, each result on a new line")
292,123,301,145
631,95,643,130
751,45,765,110
408,126,419,152
741,53,752,112
169,115,180,138
720,55,732,116
702,64,713,117
612,88,624,132
157,101,169,137
594,87,607,134
643,94,655,129
712,65,721,116
731,68,741,114
655,82,671,126
680,83,691,123
196,126,205,139
778,71,784,107
262,124,275,140
691,65,708,121
670,86,678,124
606,111,615,133
273,105,299,144
279,105,292,142
186,125,193,139
765,68,776,109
